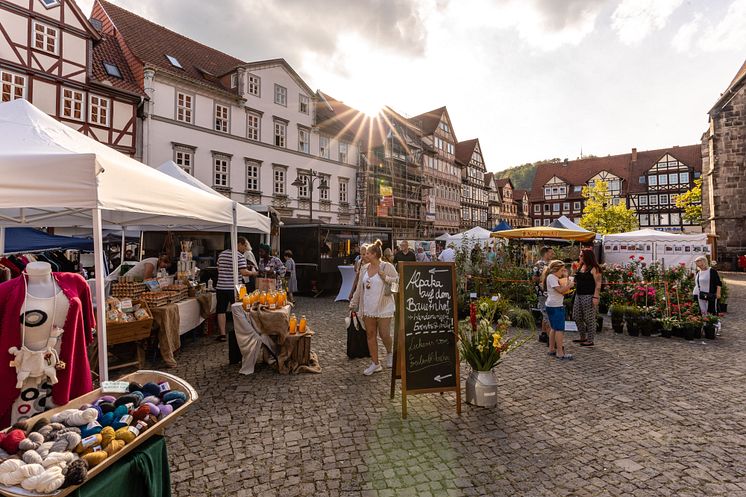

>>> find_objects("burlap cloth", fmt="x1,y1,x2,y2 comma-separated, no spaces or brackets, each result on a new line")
250,304,321,374
196,294,213,319
149,303,180,367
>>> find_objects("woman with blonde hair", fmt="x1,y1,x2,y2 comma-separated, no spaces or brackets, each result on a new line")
350,240,399,375
541,260,575,360
382,247,394,264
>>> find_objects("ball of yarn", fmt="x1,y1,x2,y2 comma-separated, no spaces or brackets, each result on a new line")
0,458,25,474
23,450,43,465
104,439,125,456
42,451,75,469
51,408,98,427
114,394,139,408
80,421,103,438
100,426,115,447
113,405,129,418
114,427,136,444
50,432,81,453
127,381,143,393
142,395,161,406
81,451,107,468
158,404,173,419
1,429,27,454
100,412,114,427
166,398,185,410
98,402,116,414
96,395,116,404
162,391,185,403
0,462,44,486
90,404,103,420
61,459,88,488
112,413,133,430
75,434,102,454
19,432,44,452
21,465,65,493
141,382,161,397
132,405,150,421
38,423,66,442
144,402,160,417
130,391,144,404
30,417,50,434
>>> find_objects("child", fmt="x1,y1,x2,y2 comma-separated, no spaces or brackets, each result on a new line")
283,250,297,303
541,260,576,360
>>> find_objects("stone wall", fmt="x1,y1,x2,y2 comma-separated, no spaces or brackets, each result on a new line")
702,82,746,268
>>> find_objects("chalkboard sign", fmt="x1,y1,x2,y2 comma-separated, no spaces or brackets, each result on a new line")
393,262,460,418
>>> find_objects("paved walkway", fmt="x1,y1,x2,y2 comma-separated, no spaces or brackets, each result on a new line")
163,274,746,497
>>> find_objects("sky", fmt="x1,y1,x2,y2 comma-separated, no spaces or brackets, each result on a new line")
79,0,746,171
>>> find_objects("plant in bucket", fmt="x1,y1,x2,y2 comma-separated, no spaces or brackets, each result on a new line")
459,298,529,408
610,304,625,333
702,314,720,340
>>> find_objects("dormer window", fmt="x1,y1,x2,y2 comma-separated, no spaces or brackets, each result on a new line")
166,55,183,69
103,62,122,78
39,0,60,8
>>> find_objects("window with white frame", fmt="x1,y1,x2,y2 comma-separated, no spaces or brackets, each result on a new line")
659,194,668,205
296,172,309,198
339,179,348,203
1,70,26,102
88,95,110,126
299,94,309,114
648,175,658,186
543,219,550,226
339,141,348,164
173,146,195,175
246,113,260,140
534,219,541,227
33,21,58,54
274,121,286,148
543,204,550,213
214,104,229,132
573,201,581,211
298,127,310,154
61,88,84,121
176,92,193,123
274,84,287,106
213,155,229,188
319,175,330,201
640,214,649,226
246,160,260,191
639,195,648,206
533,204,540,213
40,0,61,7
553,203,560,212
563,202,570,212
670,212,681,226
319,135,330,159
273,168,286,195
649,195,658,206
248,74,260,96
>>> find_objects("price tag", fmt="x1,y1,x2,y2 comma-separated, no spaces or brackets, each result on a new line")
101,381,129,393
159,382,171,393
469,292,477,299
120,298,133,312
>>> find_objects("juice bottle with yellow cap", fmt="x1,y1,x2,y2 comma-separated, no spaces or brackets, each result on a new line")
299,315,307,334
289,314,297,335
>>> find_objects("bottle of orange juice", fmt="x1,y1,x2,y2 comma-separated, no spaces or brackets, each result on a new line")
299,315,307,334
238,285,247,300
259,291,267,306
242,295,251,310
278,290,286,307
289,314,297,335
268,291,277,310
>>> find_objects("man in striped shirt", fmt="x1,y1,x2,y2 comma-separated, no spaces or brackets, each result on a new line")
216,237,256,342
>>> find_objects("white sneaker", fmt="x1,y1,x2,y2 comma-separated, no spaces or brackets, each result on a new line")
386,353,393,368
363,362,383,376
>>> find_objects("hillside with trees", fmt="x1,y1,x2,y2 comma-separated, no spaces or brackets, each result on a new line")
495,158,562,190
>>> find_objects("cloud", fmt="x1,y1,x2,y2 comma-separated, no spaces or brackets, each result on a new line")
611,0,684,45
672,0,746,52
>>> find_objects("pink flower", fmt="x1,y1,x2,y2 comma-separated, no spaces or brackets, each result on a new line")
639,256,645,261
679,262,686,266
630,255,635,259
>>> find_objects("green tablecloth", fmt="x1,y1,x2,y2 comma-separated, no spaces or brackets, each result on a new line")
71,435,171,497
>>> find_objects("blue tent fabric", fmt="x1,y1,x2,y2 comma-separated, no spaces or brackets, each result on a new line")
5,228,93,253
492,221,512,232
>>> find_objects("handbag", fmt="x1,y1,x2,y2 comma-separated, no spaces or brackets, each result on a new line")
346,311,370,359
697,273,712,300
382,262,398,296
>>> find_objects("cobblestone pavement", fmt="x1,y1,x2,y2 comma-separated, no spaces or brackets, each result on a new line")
162,274,746,497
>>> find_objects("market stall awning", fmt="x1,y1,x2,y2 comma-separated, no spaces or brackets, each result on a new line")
491,226,597,242
5,227,93,253
491,221,512,232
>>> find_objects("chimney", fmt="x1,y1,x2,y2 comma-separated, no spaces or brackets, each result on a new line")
631,148,637,162
563,158,569,167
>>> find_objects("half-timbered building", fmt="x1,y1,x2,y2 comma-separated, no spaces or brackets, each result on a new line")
0,0,142,156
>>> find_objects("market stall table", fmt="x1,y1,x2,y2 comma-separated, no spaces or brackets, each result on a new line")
335,265,356,301
150,294,216,367
231,302,321,375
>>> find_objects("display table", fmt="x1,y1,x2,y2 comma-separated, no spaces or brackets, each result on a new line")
231,303,321,375
70,435,170,497
335,265,356,301
150,294,216,367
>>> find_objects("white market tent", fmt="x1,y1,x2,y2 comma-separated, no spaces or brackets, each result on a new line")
602,228,710,267
549,215,601,241
435,232,451,241
447,226,494,248
0,99,270,380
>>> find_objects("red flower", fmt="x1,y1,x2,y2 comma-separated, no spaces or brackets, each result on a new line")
628,272,633,277
469,303,477,332
629,255,635,259
639,256,645,261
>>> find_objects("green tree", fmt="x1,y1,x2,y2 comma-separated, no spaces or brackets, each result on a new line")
579,180,638,234
674,179,702,224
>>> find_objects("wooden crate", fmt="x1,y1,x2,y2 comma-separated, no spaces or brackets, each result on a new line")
106,301,153,346
0,370,197,497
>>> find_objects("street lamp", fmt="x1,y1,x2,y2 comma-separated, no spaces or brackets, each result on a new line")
292,169,329,221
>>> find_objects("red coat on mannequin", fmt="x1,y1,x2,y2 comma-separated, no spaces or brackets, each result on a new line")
0,272,94,427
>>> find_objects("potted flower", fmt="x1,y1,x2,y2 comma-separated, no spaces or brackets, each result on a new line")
459,298,529,407
610,304,625,333
659,316,679,338
680,313,702,341
702,314,720,340
625,306,641,336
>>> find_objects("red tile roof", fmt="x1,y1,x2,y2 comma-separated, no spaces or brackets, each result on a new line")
495,178,513,189
409,106,446,135
95,0,243,95
90,34,145,96
455,139,477,165
529,145,702,201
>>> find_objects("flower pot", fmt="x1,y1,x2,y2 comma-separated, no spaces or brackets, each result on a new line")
465,370,498,408
691,325,702,340
672,324,683,338
661,327,672,338
682,324,695,341
720,303,728,313
596,316,604,334
611,316,624,333
704,324,716,340
625,318,639,337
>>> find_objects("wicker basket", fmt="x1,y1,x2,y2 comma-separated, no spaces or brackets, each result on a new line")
106,300,153,345
0,370,197,497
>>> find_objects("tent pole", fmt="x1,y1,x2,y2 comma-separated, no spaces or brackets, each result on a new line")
92,208,109,382
121,227,126,261
231,203,239,291
139,231,144,260
0,226,5,256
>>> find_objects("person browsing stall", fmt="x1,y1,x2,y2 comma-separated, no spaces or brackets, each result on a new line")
532,246,555,344
123,254,171,280
415,246,431,262
692,255,722,315
542,260,575,360
216,237,256,342
572,249,603,347
257,244,286,290
349,240,399,375
393,241,416,265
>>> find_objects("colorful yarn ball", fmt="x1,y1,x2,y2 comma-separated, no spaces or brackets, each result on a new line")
100,412,114,427
158,404,173,419
114,394,139,408
104,439,125,456
132,405,150,421
75,434,102,454
81,451,107,467
141,382,161,397
144,402,160,417
112,413,133,431
97,402,116,415
114,427,136,444
130,391,144,405
99,426,115,447
60,459,88,489
96,395,116,404
80,421,102,438
142,395,161,406
1,429,27,455
127,382,143,393
162,391,186,403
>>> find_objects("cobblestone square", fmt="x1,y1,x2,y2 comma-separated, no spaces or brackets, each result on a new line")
164,274,746,496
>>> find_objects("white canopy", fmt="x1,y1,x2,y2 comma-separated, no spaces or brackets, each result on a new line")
549,216,589,232
157,160,270,234
446,226,494,248
435,232,451,241
602,229,710,267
